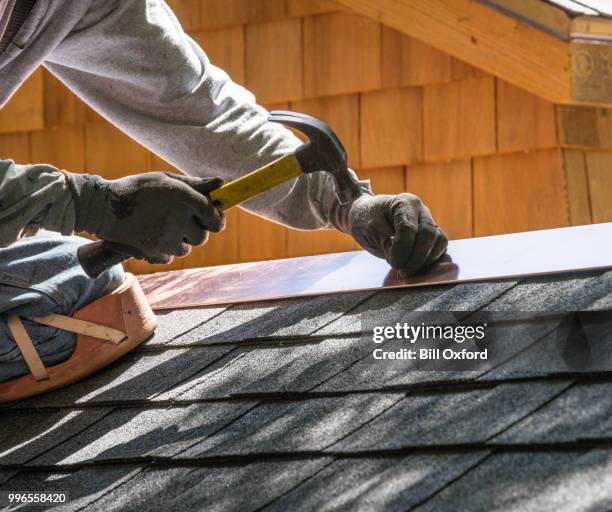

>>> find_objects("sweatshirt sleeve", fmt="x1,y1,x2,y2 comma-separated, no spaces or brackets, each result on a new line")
0,160,76,247
43,0,370,230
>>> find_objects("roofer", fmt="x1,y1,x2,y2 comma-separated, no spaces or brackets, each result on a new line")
0,1,447,390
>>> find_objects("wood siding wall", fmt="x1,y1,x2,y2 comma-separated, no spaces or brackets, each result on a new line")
1,0,610,274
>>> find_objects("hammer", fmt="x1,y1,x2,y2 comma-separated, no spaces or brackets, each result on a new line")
77,111,363,278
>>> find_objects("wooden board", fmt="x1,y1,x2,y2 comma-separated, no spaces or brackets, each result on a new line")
303,12,381,97
473,149,569,236
335,0,571,104
424,77,496,161
496,79,557,153
139,223,612,309
245,18,303,102
361,87,423,168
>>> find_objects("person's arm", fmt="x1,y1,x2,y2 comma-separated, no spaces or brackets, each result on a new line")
44,0,447,273
0,160,75,247
43,0,360,231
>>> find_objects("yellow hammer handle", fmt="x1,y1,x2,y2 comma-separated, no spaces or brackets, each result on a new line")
209,154,303,211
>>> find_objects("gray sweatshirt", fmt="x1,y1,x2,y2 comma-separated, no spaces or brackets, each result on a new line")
0,0,369,247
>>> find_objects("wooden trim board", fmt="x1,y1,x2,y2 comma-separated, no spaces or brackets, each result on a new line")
336,0,612,106
139,223,612,310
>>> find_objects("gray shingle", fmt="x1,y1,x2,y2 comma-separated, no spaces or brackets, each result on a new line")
157,336,369,400
263,452,489,512
88,459,334,512
144,306,226,346
333,382,570,451
414,449,612,512
0,408,112,465
483,271,611,311
30,401,258,465
177,393,404,458
316,314,556,392
495,382,612,443
482,315,612,380
167,292,374,346
10,347,229,408
0,465,143,512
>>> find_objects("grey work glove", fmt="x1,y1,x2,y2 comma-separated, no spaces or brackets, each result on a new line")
332,192,448,276
68,172,225,264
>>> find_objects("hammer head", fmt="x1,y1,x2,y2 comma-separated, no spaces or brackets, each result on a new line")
270,110,362,204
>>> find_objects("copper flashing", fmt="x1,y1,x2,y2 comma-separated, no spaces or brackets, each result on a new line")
139,223,612,310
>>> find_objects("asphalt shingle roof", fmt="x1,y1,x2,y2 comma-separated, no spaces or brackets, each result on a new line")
1,268,611,511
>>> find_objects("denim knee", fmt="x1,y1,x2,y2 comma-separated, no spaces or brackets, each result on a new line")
0,233,125,382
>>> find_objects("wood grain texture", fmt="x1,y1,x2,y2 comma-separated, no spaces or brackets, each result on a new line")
562,149,592,225
0,70,44,134
497,79,557,153
334,0,571,104
382,27,452,88
406,160,473,240
291,94,361,168
0,133,30,162
246,18,303,102
192,26,245,84
585,151,612,223
166,0,202,31
43,71,86,127
31,126,85,171
424,77,496,161
199,0,286,29
303,12,380,97
84,123,150,179
361,87,423,168
557,105,612,150
238,210,288,261
451,58,487,81
287,0,341,16
474,149,569,236
358,166,405,194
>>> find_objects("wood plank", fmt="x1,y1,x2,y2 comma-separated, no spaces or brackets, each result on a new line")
562,149,593,225
238,210,288,262
451,58,487,81
291,94,361,168
406,160,473,240
191,26,245,84
334,0,571,104
585,151,612,223
361,87,423,168
30,126,85,171
570,42,612,105
480,0,570,39
43,70,86,127
358,166,405,194
199,0,286,29
381,27,452,88
0,70,44,134
166,0,202,31
496,79,557,153
556,105,600,148
287,0,342,16
84,122,150,179
424,77,496,161
571,16,612,42
473,149,569,236
140,223,612,310
245,19,303,103
0,133,30,162
303,12,380,97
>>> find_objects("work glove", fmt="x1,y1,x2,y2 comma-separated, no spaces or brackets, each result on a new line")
332,192,448,276
67,172,225,264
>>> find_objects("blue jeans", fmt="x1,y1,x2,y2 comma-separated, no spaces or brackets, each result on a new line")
0,233,124,382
